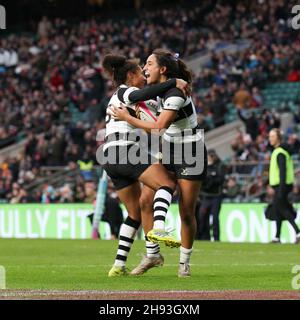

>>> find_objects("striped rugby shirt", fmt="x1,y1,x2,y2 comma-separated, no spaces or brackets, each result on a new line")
158,87,202,144
104,85,139,151
104,79,177,151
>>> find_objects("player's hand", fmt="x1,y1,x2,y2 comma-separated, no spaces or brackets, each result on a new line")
110,104,130,121
107,103,125,119
175,79,191,97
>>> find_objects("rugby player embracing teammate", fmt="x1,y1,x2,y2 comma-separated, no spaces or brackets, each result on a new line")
101,54,188,276
112,49,208,277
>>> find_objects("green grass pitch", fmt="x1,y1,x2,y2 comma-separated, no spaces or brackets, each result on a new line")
0,239,299,291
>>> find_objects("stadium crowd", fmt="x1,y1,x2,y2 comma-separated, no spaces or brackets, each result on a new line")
0,0,300,204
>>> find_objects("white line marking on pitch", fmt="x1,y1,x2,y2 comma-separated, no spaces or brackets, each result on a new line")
0,289,285,298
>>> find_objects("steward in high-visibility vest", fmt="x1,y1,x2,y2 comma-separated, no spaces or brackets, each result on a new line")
77,160,93,171
269,146,294,187
265,128,300,244
77,159,94,181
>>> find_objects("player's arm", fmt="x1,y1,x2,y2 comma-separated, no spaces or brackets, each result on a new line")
117,79,189,104
113,108,177,132
277,153,286,195
112,88,185,131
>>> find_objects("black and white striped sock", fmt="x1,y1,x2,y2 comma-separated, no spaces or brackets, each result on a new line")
145,236,160,258
114,216,140,267
153,186,173,230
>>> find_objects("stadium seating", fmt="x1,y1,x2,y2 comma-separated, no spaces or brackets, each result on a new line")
1,0,300,203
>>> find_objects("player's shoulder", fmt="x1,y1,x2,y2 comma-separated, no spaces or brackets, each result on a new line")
117,86,139,104
108,91,119,105
163,87,186,100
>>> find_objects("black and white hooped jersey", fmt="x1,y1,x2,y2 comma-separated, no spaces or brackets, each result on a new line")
104,80,178,151
159,88,202,144
104,85,139,151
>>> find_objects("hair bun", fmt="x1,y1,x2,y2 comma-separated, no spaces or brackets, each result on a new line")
102,54,126,75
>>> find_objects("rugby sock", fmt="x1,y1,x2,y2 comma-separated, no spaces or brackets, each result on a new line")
153,186,173,230
114,216,140,267
179,246,193,265
145,236,160,258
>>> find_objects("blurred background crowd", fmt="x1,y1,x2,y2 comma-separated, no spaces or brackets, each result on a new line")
1,0,300,205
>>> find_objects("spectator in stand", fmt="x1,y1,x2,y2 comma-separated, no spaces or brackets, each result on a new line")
287,69,300,82
223,177,241,200
41,184,56,203
259,109,281,136
261,185,275,203
1,0,299,152
197,114,211,131
50,67,64,90
233,83,252,110
65,144,82,164
84,181,96,203
0,180,6,200
58,184,74,203
10,187,30,204
287,134,300,156
250,87,263,108
74,185,86,203
77,157,94,181
209,91,227,127
37,16,52,42
289,185,300,203
237,109,259,141
248,176,265,198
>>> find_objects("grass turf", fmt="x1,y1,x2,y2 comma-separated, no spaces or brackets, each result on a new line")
0,239,299,291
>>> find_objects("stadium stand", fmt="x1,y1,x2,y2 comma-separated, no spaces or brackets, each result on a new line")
0,0,300,203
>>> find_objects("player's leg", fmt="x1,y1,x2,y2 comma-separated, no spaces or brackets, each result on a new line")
139,185,156,234
139,163,175,230
131,185,164,275
138,163,180,248
108,181,141,277
177,179,202,277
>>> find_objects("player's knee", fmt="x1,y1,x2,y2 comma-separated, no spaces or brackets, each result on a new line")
139,195,153,211
126,203,141,222
163,180,176,192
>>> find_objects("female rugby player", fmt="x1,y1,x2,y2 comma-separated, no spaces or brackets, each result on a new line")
112,49,207,277
101,54,187,276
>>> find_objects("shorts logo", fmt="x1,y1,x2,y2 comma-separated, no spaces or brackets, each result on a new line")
181,168,188,176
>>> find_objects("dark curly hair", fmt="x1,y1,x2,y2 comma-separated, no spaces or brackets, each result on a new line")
102,54,140,86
